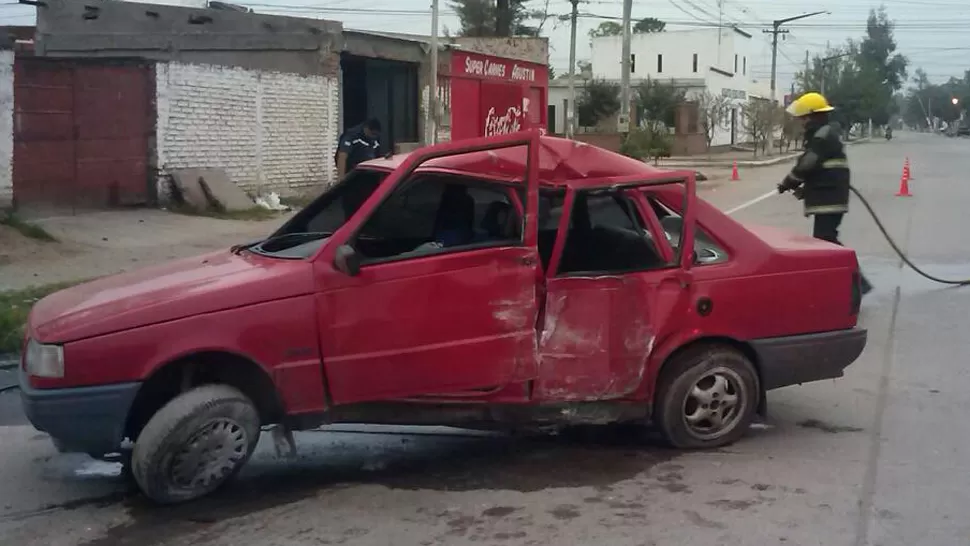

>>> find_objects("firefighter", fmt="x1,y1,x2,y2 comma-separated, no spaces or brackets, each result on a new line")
777,92,873,296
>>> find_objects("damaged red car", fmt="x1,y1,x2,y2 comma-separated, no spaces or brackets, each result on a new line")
19,130,867,504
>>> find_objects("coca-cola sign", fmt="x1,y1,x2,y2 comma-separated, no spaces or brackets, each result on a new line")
484,106,523,136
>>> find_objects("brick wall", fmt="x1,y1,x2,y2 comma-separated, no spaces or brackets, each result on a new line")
155,62,339,199
0,50,12,208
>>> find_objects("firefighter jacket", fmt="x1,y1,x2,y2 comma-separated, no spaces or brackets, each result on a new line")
779,122,850,216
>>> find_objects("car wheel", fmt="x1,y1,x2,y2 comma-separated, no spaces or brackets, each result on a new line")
654,345,759,449
131,384,261,504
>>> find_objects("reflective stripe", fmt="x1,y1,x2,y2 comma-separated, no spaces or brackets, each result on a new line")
822,158,848,168
805,204,848,215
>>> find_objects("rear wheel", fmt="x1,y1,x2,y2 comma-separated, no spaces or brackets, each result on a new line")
131,384,260,504
654,345,759,449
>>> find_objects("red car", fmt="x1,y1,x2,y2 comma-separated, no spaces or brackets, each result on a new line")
19,130,867,504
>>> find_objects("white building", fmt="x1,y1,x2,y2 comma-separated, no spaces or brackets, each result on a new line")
589,27,773,147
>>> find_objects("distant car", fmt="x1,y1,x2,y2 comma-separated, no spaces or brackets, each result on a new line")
19,131,868,504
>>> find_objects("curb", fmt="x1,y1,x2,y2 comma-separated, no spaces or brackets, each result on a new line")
658,136,873,170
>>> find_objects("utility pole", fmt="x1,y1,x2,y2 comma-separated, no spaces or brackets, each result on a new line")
566,0,579,138
764,11,828,155
619,0,632,132
428,0,439,145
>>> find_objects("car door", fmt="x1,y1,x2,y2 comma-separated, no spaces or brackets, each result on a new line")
534,183,693,402
313,137,542,405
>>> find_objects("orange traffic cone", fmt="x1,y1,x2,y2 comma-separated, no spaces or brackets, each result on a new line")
904,156,913,180
731,161,740,181
896,161,912,197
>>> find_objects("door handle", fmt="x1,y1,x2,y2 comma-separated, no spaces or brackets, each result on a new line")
521,256,536,266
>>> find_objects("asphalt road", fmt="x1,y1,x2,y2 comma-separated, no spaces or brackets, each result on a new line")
2,131,968,546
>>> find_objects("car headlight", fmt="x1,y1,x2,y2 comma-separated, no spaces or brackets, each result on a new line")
25,339,64,378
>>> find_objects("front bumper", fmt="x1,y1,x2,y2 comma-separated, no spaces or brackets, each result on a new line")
19,369,140,456
751,328,867,391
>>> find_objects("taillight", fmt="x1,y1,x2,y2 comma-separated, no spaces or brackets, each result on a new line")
850,269,862,315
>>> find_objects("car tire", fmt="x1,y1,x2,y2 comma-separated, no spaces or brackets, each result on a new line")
131,384,261,505
654,345,759,449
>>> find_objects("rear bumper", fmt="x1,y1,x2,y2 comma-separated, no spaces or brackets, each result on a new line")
751,328,867,390
19,369,140,456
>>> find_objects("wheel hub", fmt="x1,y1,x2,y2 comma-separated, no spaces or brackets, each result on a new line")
682,367,745,441
171,418,249,489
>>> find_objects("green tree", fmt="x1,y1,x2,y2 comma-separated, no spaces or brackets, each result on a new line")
633,17,665,33
588,21,622,38
450,0,541,37
577,79,620,127
635,77,686,128
589,18,665,38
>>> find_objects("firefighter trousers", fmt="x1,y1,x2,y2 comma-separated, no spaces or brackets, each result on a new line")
813,213,873,294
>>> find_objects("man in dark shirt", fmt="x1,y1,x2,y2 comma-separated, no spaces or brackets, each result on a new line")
335,118,381,179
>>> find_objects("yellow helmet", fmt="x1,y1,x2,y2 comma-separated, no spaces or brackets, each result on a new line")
786,92,835,117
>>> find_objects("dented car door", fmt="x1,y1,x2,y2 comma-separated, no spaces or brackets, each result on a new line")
534,180,693,401
313,133,543,405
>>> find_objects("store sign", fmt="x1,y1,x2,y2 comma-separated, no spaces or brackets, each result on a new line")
484,105,524,136
460,52,538,83
721,88,746,100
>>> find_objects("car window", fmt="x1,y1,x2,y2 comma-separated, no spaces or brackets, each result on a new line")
556,190,667,275
301,169,388,234
648,196,729,266
354,174,523,263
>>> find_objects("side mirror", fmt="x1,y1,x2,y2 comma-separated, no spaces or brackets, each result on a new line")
334,244,361,276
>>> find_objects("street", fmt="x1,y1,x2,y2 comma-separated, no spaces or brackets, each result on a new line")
2,132,968,546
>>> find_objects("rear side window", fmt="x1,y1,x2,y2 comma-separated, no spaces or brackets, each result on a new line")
648,196,729,265
557,190,667,275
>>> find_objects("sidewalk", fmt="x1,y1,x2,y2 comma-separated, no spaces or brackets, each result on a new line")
660,137,872,169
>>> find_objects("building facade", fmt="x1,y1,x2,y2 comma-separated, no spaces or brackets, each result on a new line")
590,27,773,147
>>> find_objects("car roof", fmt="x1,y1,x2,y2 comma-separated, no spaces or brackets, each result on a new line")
359,134,683,189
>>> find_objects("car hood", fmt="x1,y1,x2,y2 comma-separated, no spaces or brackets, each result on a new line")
30,250,315,343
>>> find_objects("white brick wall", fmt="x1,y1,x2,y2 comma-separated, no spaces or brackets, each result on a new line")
0,50,13,208
156,62,339,199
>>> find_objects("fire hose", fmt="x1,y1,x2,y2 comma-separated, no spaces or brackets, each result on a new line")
848,185,970,286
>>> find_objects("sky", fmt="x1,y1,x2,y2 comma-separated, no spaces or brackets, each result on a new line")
2,0,968,90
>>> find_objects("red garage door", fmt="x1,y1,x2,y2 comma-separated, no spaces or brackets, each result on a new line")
13,59,152,211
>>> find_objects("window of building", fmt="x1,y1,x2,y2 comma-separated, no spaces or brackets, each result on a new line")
354,175,522,263
692,53,698,73
657,54,663,73
734,54,738,73
743,56,747,75
557,190,667,275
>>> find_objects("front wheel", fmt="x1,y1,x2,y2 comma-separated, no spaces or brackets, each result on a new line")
131,384,261,504
654,345,759,449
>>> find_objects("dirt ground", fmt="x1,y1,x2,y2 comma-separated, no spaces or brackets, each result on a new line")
0,209,293,291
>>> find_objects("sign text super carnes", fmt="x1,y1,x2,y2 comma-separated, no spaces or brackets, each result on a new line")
463,54,537,83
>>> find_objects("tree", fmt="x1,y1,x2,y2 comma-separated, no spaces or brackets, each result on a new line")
588,21,622,38
577,79,620,128
588,17,665,38
697,91,730,151
635,78,686,128
633,17,665,33
741,99,783,157
793,8,908,129
450,0,541,37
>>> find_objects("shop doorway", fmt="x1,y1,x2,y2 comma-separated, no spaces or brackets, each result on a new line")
340,54,419,154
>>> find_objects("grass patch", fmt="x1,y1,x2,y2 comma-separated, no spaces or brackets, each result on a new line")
169,204,281,221
0,281,83,353
0,212,57,242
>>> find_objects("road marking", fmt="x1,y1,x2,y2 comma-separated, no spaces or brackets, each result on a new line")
725,189,778,215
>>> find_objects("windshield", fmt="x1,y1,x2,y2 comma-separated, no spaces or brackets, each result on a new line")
249,168,390,259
